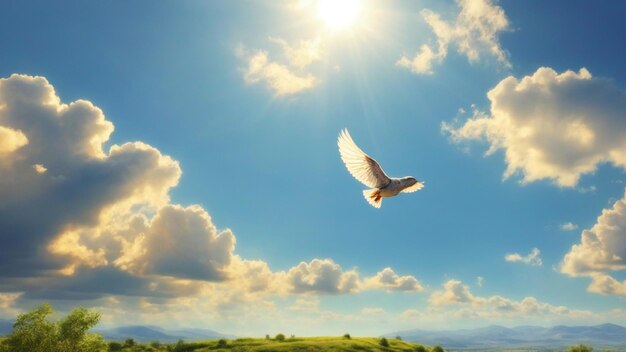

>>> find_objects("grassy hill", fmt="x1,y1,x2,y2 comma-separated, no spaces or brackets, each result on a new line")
107,336,434,352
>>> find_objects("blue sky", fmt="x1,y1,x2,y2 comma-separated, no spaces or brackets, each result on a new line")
1,0,626,336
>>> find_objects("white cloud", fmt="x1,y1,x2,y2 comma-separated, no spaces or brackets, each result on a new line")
443,67,626,187
362,267,423,292
398,0,510,74
476,276,484,287
505,248,542,266
428,279,591,320
560,222,579,231
0,125,28,154
286,258,359,295
240,36,323,97
561,189,626,295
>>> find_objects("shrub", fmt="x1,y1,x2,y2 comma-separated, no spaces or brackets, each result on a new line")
415,345,427,352
124,338,135,347
432,345,445,352
265,334,270,340
108,341,123,351
396,336,402,340
217,339,228,348
343,333,351,339
379,337,389,347
568,345,593,352
275,333,286,341
150,340,161,348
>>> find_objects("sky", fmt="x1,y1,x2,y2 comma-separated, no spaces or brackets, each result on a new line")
1,0,626,337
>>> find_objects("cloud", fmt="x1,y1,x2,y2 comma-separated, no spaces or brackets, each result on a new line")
362,267,423,292
561,189,626,295
286,259,359,295
442,67,626,187
0,292,21,315
0,126,28,154
0,74,181,278
560,222,579,231
398,0,510,74
428,279,591,319
240,36,323,97
476,276,484,287
505,248,542,266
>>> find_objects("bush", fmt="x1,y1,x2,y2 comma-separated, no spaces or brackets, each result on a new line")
415,345,427,352
343,333,351,339
275,333,286,341
432,345,445,352
108,342,123,351
568,345,593,352
2,304,106,352
396,336,402,340
217,339,228,348
124,338,135,347
265,334,270,340
379,337,389,347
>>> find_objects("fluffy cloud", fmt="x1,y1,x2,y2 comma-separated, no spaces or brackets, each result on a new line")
362,267,423,292
560,222,579,231
397,0,510,74
428,279,590,319
286,259,359,294
269,37,323,69
505,248,542,266
0,74,181,278
561,189,626,295
443,67,626,187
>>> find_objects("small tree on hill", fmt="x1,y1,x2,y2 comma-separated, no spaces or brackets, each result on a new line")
217,339,228,348
1,304,106,352
275,333,286,341
568,345,593,352
432,345,445,352
343,333,351,339
379,337,390,347
414,345,427,352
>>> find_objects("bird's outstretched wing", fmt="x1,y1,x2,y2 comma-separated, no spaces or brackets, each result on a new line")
338,129,391,188
401,181,425,193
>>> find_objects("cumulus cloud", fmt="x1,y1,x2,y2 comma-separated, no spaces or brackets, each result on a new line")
505,248,542,266
443,67,626,187
0,74,181,277
286,258,360,295
561,189,626,295
269,37,323,69
560,222,579,231
362,267,423,292
429,279,590,319
397,0,510,74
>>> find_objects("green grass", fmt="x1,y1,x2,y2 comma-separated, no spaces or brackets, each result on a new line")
199,337,427,352
108,337,433,352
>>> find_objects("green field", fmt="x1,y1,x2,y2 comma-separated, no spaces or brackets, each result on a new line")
105,337,433,352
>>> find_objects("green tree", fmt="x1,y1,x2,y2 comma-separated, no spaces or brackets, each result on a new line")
567,344,593,352
343,333,351,339
2,304,106,352
217,339,228,348
379,337,389,347
432,345,445,352
414,345,427,352
275,333,286,341
107,342,123,351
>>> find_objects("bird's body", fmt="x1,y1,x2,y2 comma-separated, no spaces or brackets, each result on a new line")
337,129,424,208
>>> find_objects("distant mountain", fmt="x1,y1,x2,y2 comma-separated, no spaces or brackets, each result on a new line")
0,319,13,336
96,325,232,342
387,324,626,349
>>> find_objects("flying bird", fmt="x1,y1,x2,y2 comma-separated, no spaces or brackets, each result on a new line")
338,129,424,208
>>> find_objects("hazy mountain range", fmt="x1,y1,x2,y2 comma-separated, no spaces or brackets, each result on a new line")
387,324,626,349
0,319,231,343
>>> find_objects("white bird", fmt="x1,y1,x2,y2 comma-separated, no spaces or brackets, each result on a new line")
338,129,424,208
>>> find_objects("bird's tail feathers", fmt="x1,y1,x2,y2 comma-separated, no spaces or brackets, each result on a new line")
363,189,382,208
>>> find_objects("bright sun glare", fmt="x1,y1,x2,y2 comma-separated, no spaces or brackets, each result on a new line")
315,0,362,30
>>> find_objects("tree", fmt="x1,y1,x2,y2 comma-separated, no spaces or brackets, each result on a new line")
343,333,351,339
568,345,593,352
432,345,445,352
217,339,228,348
2,304,106,352
275,333,286,341
396,336,402,340
379,337,389,347
107,342,123,351
414,345,427,352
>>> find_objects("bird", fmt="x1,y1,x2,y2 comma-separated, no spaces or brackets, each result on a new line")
337,128,424,208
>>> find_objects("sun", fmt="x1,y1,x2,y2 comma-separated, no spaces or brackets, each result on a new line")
315,0,362,30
